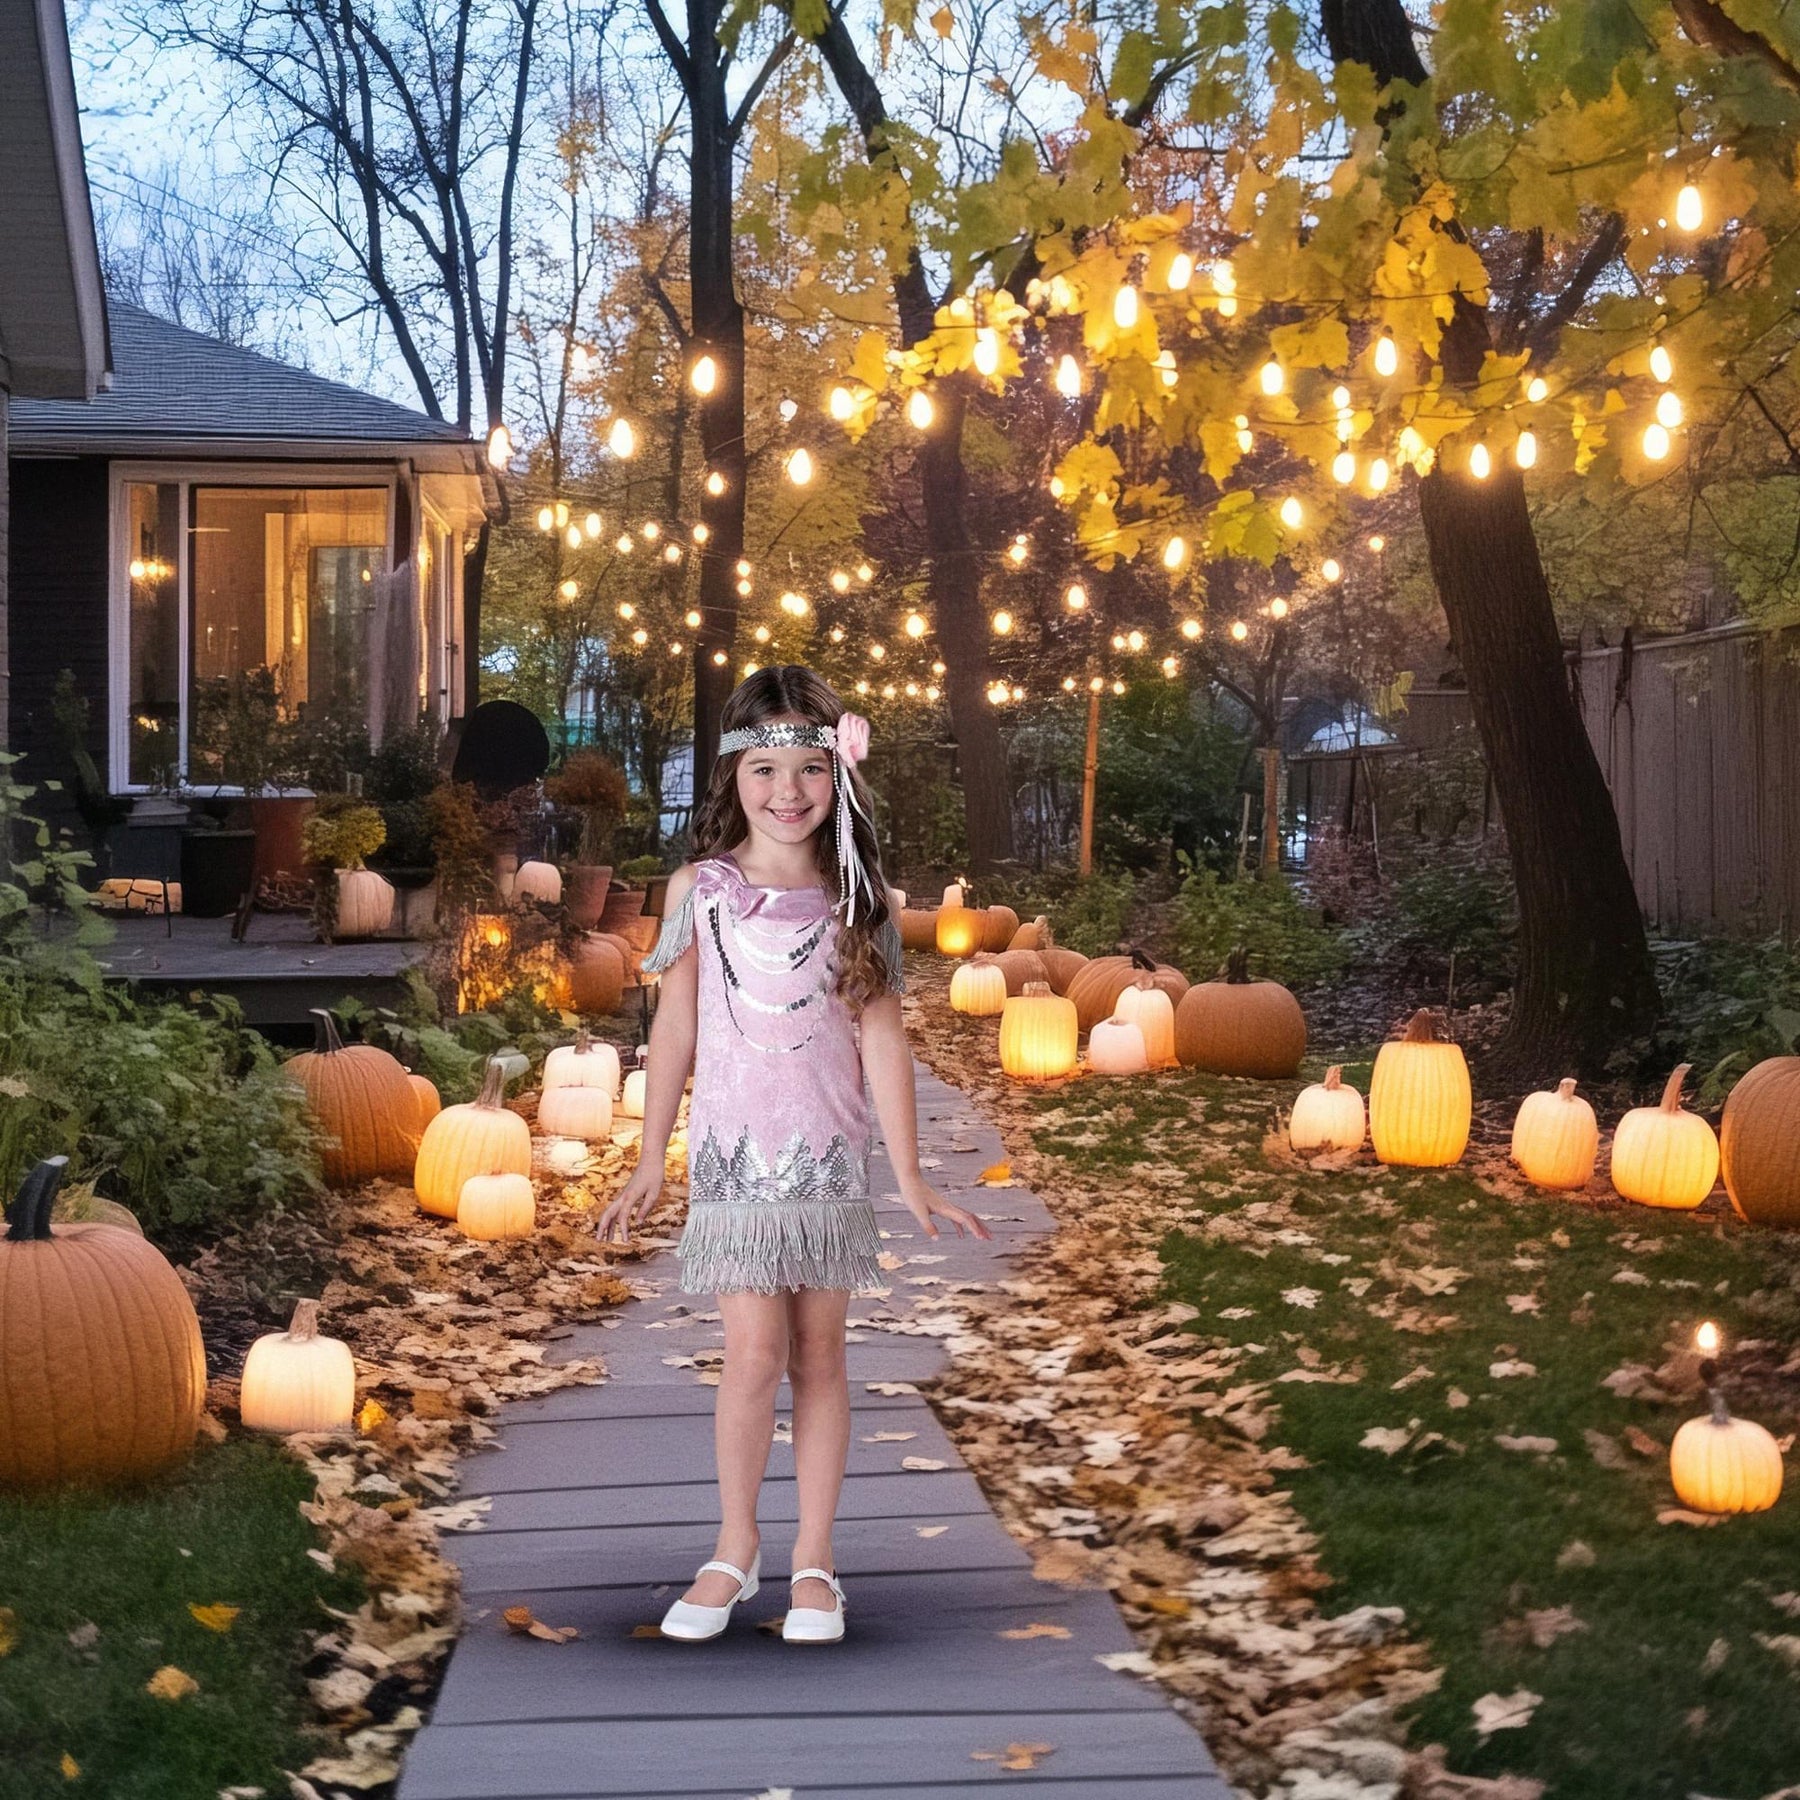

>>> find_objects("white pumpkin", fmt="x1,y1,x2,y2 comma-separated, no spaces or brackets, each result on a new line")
1088,1015,1149,1074
1289,1066,1367,1154
543,1028,621,1097
240,1299,356,1434
457,1171,537,1240
536,1084,613,1140
336,868,395,938
1114,977,1177,1068
619,1068,648,1119
949,957,1007,1017
513,859,563,906
543,1138,592,1176
1511,1077,1599,1190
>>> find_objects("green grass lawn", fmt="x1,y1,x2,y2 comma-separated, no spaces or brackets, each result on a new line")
0,1437,361,1800
1023,1064,1800,1800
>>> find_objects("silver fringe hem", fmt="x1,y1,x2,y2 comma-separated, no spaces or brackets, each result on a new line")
677,1198,882,1294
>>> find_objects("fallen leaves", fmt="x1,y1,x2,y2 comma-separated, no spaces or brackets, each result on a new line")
0,1608,15,1657
187,1602,240,1633
502,1604,580,1644
900,1455,949,1471
145,1665,200,1702
1471,1687,1542,1740
59,1753,79,1781
997,1621,1072,1639
915,1524,950,1538
1493,1435,1559,1455
978,1161,1015,1186
970,1741,1055,1770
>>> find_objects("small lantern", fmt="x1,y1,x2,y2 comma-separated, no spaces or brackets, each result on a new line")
1113,977,1177,1069
999,981,1079,1081
240,1299,356,1435
457,1170,537,1240
949,956,1007,1016
1088,1015,1148,1074
936,905,985,959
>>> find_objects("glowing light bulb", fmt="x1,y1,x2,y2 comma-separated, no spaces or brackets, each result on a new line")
690,353,717,395
1332,450,1356,484
1374,332,1398,377
1368,534,1385,552
904,611,927,638
1235,415,1254,454
1162,535,1188,571
1113,283,1140,330
664,543,682,562
618,601,635,619
1111,678,1126,695
1065,582,1087,611
735,579,752,597
1367,457,1391,493
830,626,846,643
869,643,886,661
754,624,771,643
669,640,683,655
712,649,728,665
1259,358,1284,396
1110,632,1126,651
1696,1320,1721,1354
991,609,1013,634
1675,182,1703,231
1515,430,1537,469
1331,384,1351,410
1656,390,1683,429
1469,442,1491,480
1181,617,1201,639
1643,421,1671,460
616,533,634,554
778,397,798,422
585,511,602,538
1167,252,1193,291
1527,376,1549,403
1126,629,1146,652
855,679,869,695
1321,558,1342,583
1007,537,1029,565
1230,620,1249,642
905,681,918,697
830,569,851,593
1271,597,1291,620
907,389,934,430
1279,496,1303,529
746,662,759,676
926,685,940,701
641,519,661,539
706,470,727,496
685,609,702,628
692,522,710,543
558,578,578,600
1161,655,1178,677
565,524,583,549
486,422,512,467
1063,676,1077,692
786,447,814,485
536,506,555,532
555,501,570,528
631,627,648,646
1650,344,1674,384
1155,351,1179,389
608,417,637,458
1054,354,1082,398
1218,295,1238,318
1211,259,1236,295
857,563,873,582
828,384,855,422
973,328,1000,376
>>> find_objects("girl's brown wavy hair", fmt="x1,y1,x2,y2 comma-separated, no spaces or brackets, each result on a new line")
690,665,894,1012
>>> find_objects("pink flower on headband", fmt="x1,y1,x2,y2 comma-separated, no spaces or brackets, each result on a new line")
835,712,871,766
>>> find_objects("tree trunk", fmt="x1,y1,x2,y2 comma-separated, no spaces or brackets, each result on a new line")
1325,0,1660,1076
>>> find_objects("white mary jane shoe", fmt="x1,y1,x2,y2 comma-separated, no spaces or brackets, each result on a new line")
782,1567,847,1644
659,1555,760,1642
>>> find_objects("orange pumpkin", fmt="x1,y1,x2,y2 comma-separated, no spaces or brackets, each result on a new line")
1008,914,1052,951
1038,942,1089,997
1173,948,1306,1079
1067,949,1190,1033
571,934,626,1014
980,905,1021,953
1721,1055,1800,1228
0,1158,206,1488
408,1074,442,1134
415,1059,534,1219
285,1008,419,1185
899,909,939,952
990,949,1050,995
935,905,986,958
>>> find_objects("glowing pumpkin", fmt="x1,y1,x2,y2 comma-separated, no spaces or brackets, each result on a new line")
1289,1066,1366,1154
457,1171,537,1241
1088,1015,1149,1074
1114,977,1177,1069
1369,1010,1471,1168
536,1084,614,1141
1611,1064,1719,1210
950,956,1008,1016
1510,1077,1598,1191
1670,1387,1784,1514
1721,1056,1800,1228
999,981,1078,1080
1173,949,1305,1079
240,1298,356,1435
935,904,985,958
415,1059,533,1219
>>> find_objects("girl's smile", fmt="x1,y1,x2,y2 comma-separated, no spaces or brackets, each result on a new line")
737,743,835,842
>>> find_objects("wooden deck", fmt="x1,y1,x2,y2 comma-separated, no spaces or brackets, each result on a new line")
92,912,427,1028
395,1066,1229,1800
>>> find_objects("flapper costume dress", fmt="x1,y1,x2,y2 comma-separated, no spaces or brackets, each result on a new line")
641,853,903,1294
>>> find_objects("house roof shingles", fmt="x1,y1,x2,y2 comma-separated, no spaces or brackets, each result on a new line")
9,301,471,450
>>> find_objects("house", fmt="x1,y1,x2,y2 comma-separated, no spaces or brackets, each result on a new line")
2,0,497,815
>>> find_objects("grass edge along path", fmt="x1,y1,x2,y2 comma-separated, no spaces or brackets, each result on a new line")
902,971,1800,1800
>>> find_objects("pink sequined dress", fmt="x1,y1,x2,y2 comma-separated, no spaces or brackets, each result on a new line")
642,853,903,1294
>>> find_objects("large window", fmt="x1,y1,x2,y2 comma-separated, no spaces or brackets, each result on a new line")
120,478,390,787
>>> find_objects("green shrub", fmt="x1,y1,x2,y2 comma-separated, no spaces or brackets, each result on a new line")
1655,934,1800,1100
1048,872,1139,956
1169,865,1346,986
616,854,666,881
1351,838,1516,987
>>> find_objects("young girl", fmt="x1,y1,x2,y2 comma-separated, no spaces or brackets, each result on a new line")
596,666,989,1645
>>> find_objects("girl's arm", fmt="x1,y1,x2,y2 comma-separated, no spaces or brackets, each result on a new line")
596,865,699,1241
861,993,992,1241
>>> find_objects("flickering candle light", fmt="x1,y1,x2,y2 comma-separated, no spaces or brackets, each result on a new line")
942,882,965,908
690,353,717,394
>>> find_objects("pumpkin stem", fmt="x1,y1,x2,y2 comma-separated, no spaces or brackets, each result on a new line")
1660,1064,1692,1112
310,1008,347,1055
287,1298,321,1341
1223,945,1251,984
1556,1077,1579,1101
1021,980,1051,997
575,1025,592,1056
476,1058,510,1109
1323,1066,1342,1091
1130,946,1158,972
1706,1381,1731,1426
1400,1008,1443,1044
5,1156,69,1242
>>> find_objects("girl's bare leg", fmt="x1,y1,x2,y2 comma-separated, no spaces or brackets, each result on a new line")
786,1286,852,1612
684,1290,789,1606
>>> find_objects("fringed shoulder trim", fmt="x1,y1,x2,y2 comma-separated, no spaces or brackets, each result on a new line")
879,915,904,995
642,879,698,973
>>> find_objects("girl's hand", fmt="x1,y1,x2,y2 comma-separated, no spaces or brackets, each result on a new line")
896,1177,993,1241
595,1160,665,1244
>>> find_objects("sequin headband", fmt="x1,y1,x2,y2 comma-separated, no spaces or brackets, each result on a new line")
717,715,877,924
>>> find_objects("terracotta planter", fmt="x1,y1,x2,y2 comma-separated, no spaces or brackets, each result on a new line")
598,886,646,930
565,864,613,929
249,796,314,884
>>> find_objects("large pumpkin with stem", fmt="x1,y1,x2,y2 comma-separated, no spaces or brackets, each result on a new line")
1368,1009,1470,1166
0,1158,206,1488
414,1058,533,1219
1611,1064,1719,1210
285,1008,420,1185
980,905,1021,953
1670,1381,1783,1514
1067,948,1189,1033
1174,948,1306,1078
1720,1056,1800,1228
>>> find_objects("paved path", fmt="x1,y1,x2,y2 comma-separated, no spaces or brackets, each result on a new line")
398,1065,1229,1800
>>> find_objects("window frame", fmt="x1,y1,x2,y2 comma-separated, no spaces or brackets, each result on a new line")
108,461,401,794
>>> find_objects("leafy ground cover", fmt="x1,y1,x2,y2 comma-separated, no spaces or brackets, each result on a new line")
0,1439,361,1799
905,965,1800,1800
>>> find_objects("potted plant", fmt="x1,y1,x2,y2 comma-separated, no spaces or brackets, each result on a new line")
365,720,444,934
544,750,628,927
302,800,392,942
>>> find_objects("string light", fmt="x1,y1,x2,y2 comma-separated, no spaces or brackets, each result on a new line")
1155,351,1179,389
884,683,898,699
1643,422,1671,460
779,398,799,422
991,609,1014,634
855,679,870,695
907,390,935,430
869,643,886,660
712,649,728,665
1259,358,1284,396
692,522,710,543
1368,534,1385,552
536,505,554,532
565,524,582,549
1269,597,1289,619
663,543,682,562
631,627,648,645
828,384,855,422
1111,632,1127,650
1234,414,1254,453
904,611,927,638
1167,252,1193,291
780,591,810,616
690,354,717,395
735,559,752,577
926,684,939,701
857,563,874,582
558,578,578,600
1049,476,1066,498
485,423,512,467
1161,655,1178,676
1089,675,1105,693
1656,390,1683,428
608,417,637,458
1332,450,1356,484
706,470,727,496
685,609,702,628
1367,457,1390,493
1180,618,1201,638
1469,442,1491,479
786,447,815,485
905,681,919,697
1279,496,1303,529
1111,678,1126,695
1113,283,1140,330
1065,582,1087,611
585,512,602,539
1211,260,1236,298
1063,675,1078,692
1321,558,1342,582
555,501,570,528
973,328,1001,376
1162,535,1188,571
1526,376,1549,403
1055,354,1083,398
754,624,772,643
1007,536,1029,565
830,569,851,593
746,662,760,676
830,626,846,643
1126,628,1145,652
641,520,661,539
618,601,635,619
1374,332,1398,377
1650,344,1674,384
1230,621,1249,641
1011,684,1025,701
615,533,634,554
669,640,683,655
932,659,945,675
1515,431,1537,469
1675,182,1704,231
736,578,752,597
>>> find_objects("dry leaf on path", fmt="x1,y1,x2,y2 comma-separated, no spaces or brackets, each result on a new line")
1494,1435,1558,1455
862,1430,917,1443
1360,1424,1416,1456
915,1524,950,1538
1471,1688,1542,1740
971,1742,1055,1771
866,1381,918,1395
1406,1745,1546,1798
58,1754,78,1781
1096,1649,1158,1674
998,1622,1072,1640
901,1455,948,1471
502,1604,579,1643
188,1603,241,1633
978,1162,1015,1186
629,1623,666,1639
1623,1425,1663,1458
1521,1606,1587,1649
1489,1359,1537,1379
1582,1429,1631,1470
145,1665,200,1702
1658,1507,1726,1528
1555,1540,1596,1570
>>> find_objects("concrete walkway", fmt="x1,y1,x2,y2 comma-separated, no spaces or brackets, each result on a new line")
397,1065,1229,1800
